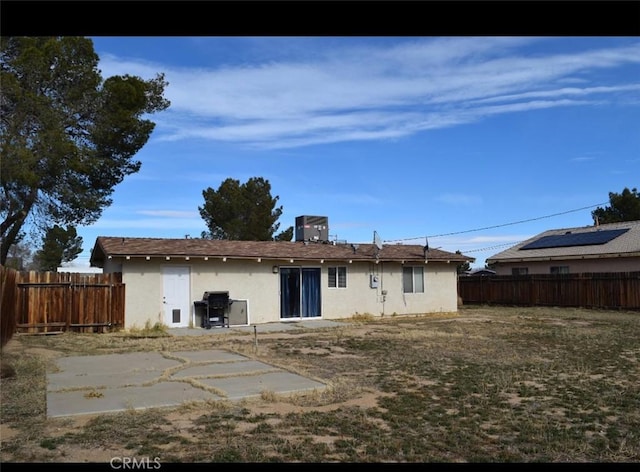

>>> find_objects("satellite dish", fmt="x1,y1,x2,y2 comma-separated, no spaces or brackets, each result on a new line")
373,231,383,250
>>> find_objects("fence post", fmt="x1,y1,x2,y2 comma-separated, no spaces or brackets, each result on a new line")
1,266,18,348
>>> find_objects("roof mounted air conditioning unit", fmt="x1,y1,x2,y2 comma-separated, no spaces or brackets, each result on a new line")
295,215,329,242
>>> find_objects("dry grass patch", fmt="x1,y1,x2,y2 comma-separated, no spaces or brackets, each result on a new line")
2,305,639,463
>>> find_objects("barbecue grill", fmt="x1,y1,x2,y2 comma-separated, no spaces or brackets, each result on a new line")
194,291,232,328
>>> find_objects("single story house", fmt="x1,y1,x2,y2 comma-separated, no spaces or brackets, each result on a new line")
89,235,474,329
486,220,640,276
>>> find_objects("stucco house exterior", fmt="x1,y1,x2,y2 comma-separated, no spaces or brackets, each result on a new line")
486,220,640,276
89,233,474,330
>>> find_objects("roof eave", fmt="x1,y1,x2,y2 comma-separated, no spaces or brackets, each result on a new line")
89,239,107,268
487,251,640,264
98,254,471,264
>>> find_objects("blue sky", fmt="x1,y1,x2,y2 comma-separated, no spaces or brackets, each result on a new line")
70,36,639,269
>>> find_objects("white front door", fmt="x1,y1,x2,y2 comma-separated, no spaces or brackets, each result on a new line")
162,266,191,328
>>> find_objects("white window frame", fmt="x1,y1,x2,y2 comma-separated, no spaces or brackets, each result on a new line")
403,266,424,293
328,266,347,289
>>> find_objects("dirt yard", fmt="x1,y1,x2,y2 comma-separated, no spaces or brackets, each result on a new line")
1,305,639,463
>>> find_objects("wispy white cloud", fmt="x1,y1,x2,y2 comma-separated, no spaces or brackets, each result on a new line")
470,84,640,105
98,38,640,150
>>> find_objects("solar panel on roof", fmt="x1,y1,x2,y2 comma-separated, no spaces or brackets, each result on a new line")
520,228,629,250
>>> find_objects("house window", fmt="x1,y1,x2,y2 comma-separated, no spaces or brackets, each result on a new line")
550,266,569,275
328,266,347,288
512,267,528,276
403,266,424,293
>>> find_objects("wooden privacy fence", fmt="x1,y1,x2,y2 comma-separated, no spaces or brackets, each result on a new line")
1,266,125,335
1,266,17,346
458,272,640,310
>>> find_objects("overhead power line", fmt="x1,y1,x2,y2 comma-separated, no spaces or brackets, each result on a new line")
384,202,608,243
464,242,523,253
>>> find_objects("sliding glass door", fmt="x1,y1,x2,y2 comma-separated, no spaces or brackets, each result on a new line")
280,267,321,319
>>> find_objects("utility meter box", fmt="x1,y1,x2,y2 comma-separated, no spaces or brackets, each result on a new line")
370,274,379,288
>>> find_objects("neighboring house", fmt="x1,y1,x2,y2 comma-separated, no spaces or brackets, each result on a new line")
89,224,474,329
486,220,640,276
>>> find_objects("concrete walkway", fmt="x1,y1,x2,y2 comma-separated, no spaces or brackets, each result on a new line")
168,319,349,336
47,319,348,418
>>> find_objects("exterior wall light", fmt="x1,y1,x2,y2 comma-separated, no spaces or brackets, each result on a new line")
272,266,279,273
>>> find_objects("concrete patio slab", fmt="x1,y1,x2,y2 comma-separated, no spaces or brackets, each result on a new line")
46,348,327,418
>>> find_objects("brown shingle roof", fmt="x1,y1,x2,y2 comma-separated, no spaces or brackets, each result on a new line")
90,236,474,267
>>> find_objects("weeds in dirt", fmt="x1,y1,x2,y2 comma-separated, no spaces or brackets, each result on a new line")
350,312,375,322
1,306,639,462
124,320,170,338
